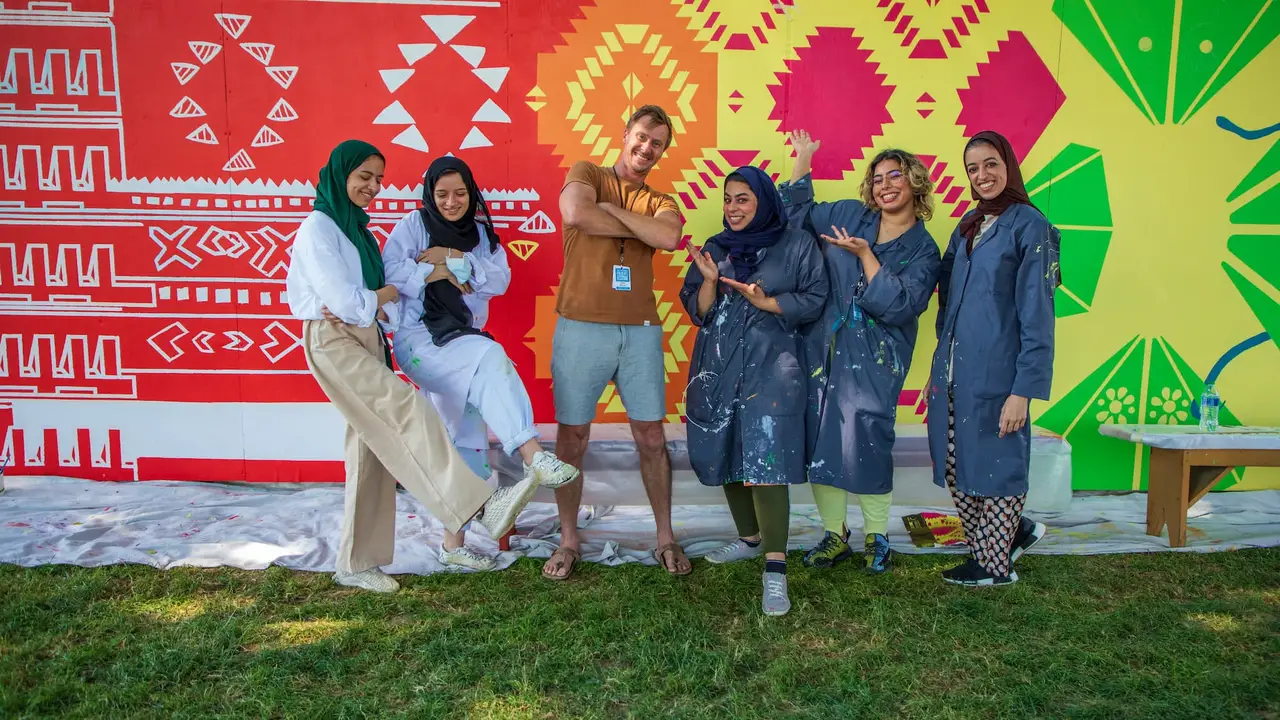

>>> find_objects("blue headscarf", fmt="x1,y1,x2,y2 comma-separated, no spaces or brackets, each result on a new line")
710,165,788,282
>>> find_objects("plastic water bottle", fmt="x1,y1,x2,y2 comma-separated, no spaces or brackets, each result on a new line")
1199,383,1220,432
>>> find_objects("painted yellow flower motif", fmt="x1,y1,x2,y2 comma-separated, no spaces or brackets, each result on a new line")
1095,386,1136,423
1148,387,1191,425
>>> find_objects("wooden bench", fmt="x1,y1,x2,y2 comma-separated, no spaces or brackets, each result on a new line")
1099,425,1280,548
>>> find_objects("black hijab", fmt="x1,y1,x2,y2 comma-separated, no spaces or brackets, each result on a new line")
418,156,500,347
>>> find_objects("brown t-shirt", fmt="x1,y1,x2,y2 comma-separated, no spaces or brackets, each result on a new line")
556,161,681,326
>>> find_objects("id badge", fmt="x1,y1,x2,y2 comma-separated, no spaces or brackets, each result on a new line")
612,264,632,291
851,302,864,321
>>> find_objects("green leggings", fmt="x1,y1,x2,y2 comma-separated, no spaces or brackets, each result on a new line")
723,483,790,554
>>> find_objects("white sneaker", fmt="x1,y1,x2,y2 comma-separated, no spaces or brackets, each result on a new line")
334,567,400,593
524,450,580,488
439,546,496,571
762,571,791,616
476,475,539,539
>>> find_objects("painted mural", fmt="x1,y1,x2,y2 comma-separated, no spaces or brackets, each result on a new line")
1,0,1277,490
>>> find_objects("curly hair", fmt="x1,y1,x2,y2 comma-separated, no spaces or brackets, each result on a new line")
859,148,935,221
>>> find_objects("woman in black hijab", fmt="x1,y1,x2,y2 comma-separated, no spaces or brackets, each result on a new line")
382,156,580,570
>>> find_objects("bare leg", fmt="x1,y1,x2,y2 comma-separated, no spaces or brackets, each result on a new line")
542,422,590,578
631,420,689,574
516,439,541,465
441,529,466,552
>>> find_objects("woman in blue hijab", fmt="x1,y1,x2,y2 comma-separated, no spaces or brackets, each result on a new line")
679,165,828,616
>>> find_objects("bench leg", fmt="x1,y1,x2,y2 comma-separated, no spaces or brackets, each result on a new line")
1146,448,1181,541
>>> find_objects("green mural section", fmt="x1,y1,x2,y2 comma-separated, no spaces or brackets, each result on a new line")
1053,0,1280,124
1038,336,1245,491
1026,144,1112,317
1227,139,1280,354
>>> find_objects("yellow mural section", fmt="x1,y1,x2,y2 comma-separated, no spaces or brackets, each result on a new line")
525,0,1280,491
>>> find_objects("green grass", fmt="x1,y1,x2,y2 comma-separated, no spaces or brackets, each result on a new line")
2,550,1278,719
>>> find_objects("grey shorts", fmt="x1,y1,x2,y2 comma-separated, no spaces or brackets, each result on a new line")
551,316,666,425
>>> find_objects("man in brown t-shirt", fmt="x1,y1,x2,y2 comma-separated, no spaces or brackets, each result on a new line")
543,105,690,580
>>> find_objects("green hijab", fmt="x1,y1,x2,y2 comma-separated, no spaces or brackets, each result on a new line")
314,139,386,291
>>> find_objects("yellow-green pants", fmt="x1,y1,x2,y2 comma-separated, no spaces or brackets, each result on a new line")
811,483,892,537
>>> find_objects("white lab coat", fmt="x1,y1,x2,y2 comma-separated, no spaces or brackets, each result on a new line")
382,211,514,450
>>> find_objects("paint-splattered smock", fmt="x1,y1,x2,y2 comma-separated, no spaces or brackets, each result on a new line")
679,227,828,486
926,204,1060,497
780,174,942,494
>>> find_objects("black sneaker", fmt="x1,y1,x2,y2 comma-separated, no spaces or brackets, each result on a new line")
864,533,892,574
1010,517,1046,564
941,558,1018,587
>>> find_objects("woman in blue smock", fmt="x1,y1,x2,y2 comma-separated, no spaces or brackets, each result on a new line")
780,130,942,574
927,130,1060,587
679,165,828,617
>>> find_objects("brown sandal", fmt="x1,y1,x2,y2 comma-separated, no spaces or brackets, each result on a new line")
654,542,693,576
541,546,581,581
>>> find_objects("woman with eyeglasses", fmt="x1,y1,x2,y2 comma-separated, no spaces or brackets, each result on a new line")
779,130,942,574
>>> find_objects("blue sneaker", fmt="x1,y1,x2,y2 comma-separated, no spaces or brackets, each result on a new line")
864,533,892,574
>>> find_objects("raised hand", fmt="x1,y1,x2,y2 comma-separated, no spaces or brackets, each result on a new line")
790,129,821,158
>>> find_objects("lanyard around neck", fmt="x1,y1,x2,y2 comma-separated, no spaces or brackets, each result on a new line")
612,168,643,264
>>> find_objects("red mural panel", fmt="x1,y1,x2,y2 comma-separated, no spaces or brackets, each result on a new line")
0,0,585,481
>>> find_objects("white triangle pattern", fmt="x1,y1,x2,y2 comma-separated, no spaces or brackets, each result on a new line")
241,42,275,66
267,98,298,122
380,69,415,93
170,96,206,118
186,123,218,145
472,67,509,93
452,45,485,68
399,43,437,65
266,66,297,90
252,125,284,147
392,126,430,153
171,62,200,86
459,126,492,150
472,98,510,124
223,149,255,171
214,13,252,39
421,14,474,44
189,41,222,65
374,100,414,125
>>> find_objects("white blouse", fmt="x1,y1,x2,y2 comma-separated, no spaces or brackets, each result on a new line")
286,211,397,328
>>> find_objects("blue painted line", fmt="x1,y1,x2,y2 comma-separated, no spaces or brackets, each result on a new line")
1191,331,1271,419
1216,116,1280,140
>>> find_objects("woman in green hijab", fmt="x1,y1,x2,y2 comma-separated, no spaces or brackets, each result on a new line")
286,139,541,593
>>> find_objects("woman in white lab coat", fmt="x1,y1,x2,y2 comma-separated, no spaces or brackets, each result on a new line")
383,156,579,570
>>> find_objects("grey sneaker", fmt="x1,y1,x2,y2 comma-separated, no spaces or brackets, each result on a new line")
524,450,579,489
762,571,790,616
705,538,764,564
334,567,400,593
476,475,539,539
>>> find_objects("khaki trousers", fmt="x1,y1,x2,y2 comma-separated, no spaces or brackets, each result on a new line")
303,320,493,574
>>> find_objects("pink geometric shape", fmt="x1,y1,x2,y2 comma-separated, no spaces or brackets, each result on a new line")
953,17,969,36
729,104,743,114
730,90,744,99
726,33,754,50
705,159,726,176
956,31,1065,161
950,200,972,218
918,109,934,118
943,185,965,204
943,29,960,47
767,27,895,180
718,150,761,169
910,38,948,58
918,92,935,102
